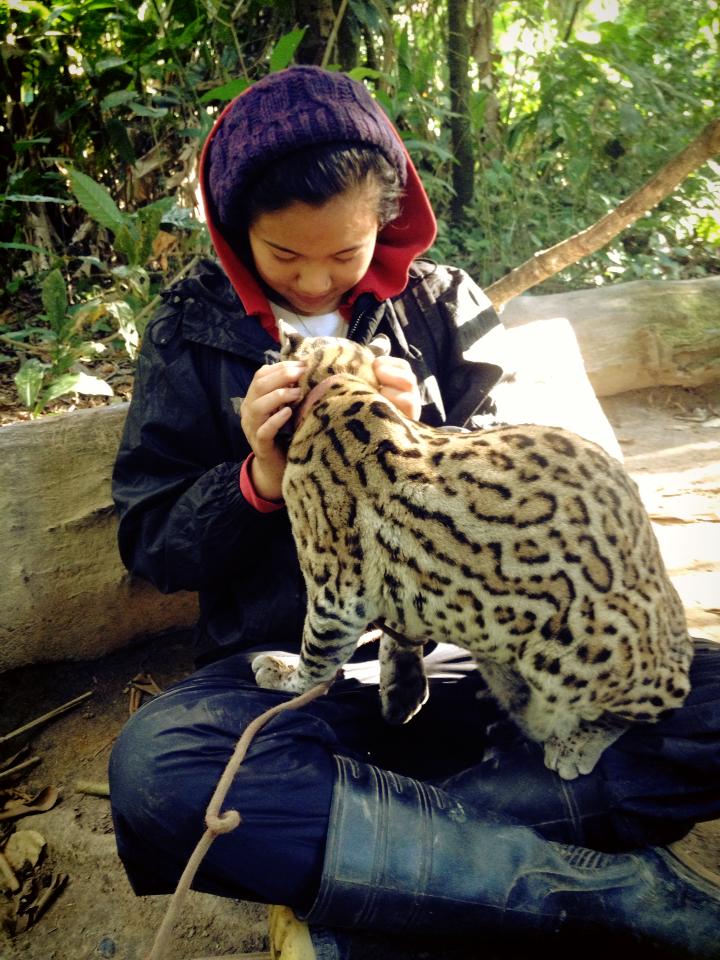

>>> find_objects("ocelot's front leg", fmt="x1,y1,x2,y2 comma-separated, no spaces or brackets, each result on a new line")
252,589,367,694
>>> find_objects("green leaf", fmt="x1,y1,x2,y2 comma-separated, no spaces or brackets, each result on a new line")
114,222,141,264
14,359,47,411
347,67,382,83
0,241,49,253
129,102,169,118
401,138,454,162
269,28,306,72
101,90,136,110
67,169,126,233
41,269,68,334
95,56,128,73
41,373,84,405
199,78,250,103
13,138,52,152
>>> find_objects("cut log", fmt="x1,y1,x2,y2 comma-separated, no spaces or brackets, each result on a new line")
501,276,720,397
0,406,198,672
1,277,718,671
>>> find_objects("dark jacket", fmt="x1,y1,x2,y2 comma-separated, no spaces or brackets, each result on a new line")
112,257,505,665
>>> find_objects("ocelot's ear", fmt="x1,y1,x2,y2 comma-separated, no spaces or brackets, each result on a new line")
368,334,391,358
278,319,305,358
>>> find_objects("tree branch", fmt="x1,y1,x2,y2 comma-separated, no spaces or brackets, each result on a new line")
486,117,720,309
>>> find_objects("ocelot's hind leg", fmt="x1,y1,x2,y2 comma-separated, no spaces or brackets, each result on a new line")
543,715,630,780
379,630,428,725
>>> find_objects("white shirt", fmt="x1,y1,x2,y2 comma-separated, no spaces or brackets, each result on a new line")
269,301,346,339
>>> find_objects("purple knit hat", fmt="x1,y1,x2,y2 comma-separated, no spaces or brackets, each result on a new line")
205,66,407,231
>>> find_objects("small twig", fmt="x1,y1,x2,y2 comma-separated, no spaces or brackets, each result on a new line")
0,333,49,358
0,755,42,783
133,254,200,333
0,691,94,746
81,733,117,764
75,780,110,798
320,0,350,69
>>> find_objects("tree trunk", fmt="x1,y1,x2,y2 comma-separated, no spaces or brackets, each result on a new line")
447,0,475,219
486,118,720,308
471,0,501,155
294,0,337,65
336,2,358,72
500,276,720,398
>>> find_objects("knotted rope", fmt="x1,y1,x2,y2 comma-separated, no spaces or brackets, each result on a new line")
146,680,333,960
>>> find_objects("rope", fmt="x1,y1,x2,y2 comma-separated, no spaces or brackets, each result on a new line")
146,679,334,960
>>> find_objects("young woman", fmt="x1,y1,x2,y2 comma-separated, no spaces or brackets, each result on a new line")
109,66,720,957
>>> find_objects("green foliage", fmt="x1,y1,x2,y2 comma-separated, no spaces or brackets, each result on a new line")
1,0,718,417
14,269,113,417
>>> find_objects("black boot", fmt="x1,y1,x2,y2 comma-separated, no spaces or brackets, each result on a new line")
300,755,720,957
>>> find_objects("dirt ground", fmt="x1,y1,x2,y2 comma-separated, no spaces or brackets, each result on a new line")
0,383,719,960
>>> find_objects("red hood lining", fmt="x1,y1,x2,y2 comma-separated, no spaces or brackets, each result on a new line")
199,90,437,342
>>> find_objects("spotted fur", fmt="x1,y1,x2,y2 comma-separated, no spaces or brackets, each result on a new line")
252,326,693,779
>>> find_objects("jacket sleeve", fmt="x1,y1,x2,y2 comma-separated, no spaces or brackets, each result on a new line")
404,263,509,427
112,307,289,594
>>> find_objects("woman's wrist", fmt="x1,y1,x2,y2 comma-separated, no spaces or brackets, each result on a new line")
249,455,284,502
240,455,285,512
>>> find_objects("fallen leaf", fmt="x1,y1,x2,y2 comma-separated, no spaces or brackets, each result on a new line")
0,786,60,821
4,830,46,871
12,872,69,933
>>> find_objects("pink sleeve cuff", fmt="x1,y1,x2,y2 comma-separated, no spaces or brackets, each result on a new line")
239,455,285,513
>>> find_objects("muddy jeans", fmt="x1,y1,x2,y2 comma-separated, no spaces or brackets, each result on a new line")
109,639,720,911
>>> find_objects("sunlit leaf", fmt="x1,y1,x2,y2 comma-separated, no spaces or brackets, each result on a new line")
14,360,47,411
269,28,306,72
199,78,250,103
347,67,383,83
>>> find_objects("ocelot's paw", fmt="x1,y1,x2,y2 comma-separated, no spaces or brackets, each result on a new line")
543,716,630,780
251,654,301,692
543,736,588,780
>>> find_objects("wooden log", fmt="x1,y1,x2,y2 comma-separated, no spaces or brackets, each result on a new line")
1,277,718,670
500,276,720,397
0,405,198,672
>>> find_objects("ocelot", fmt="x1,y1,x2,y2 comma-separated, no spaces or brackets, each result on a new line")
251,323,693,779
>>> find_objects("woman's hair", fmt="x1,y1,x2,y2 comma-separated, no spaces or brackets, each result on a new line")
241,143,404,229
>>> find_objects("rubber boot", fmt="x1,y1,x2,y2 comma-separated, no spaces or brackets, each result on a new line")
299,755,720,957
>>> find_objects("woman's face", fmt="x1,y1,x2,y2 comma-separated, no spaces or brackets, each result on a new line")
248,183,380,316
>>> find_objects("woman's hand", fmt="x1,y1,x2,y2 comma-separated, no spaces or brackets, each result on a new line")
239,361,306,500
374,355,422,421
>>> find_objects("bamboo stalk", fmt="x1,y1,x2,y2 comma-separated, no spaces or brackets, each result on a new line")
0,755,41,783
75,780,110,797
0,691,93,746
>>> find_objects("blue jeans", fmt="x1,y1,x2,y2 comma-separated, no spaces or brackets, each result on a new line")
109,639,720,910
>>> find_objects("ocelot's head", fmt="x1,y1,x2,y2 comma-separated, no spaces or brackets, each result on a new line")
278,319,391,396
